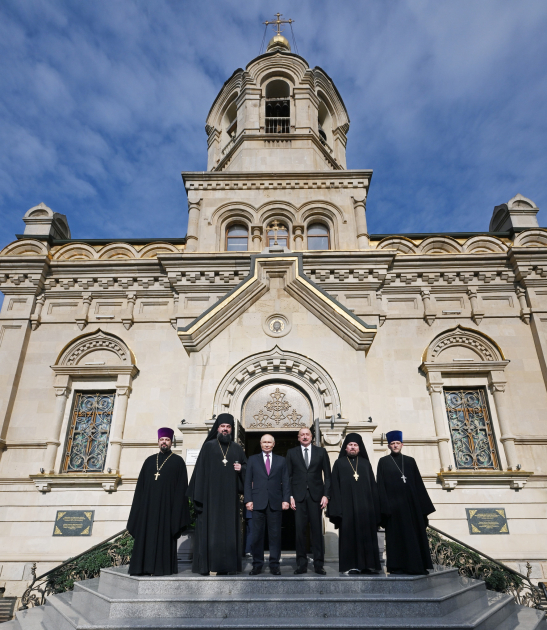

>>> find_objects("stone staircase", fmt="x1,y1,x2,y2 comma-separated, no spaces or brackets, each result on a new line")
3,559,545,630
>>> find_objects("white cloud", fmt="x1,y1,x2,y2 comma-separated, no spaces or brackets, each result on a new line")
0,0,546,248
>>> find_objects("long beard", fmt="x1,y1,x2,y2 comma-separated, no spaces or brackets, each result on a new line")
347,452,358,459
218,432,231,444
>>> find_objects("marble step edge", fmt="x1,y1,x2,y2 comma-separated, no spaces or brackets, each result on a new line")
30,597,531,630
74,575,486,605
102,565,458,583
13,606,46,630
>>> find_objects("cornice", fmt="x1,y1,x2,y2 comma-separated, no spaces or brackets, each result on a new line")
182,168,373,188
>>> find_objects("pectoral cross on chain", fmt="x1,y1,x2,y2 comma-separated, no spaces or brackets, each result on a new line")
222,458,228,466
401,474,407,483
154,472,160,481
353,472,359,481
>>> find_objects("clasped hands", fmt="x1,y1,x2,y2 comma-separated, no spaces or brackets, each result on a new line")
290,496,328,510
246,502,290,511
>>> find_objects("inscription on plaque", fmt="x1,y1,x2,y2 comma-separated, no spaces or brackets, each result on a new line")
53,510,94,536
465,508,509,535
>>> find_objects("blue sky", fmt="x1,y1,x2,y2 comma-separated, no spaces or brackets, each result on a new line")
1,0,547,251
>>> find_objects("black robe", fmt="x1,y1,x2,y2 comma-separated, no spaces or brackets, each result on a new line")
187,439,247,574
127,451,190,576
329,456,381,572
376,452,435,575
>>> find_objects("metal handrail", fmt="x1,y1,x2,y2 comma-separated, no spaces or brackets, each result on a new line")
429,524,530,580
20,529,129,610
428,524,544,612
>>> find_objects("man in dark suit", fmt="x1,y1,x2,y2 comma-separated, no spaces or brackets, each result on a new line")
286,426,332,575
244,434,290,575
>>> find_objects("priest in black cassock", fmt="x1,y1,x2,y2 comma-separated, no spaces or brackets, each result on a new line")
328,433,381,574
187,413,247,575
376,430,435,575
127,427,190,576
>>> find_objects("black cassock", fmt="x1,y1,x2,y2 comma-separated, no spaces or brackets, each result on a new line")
376,452,435,575
329,456,381,572
187,439,247,574
127,451,190,576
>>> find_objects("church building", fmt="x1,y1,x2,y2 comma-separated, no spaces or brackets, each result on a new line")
0,28,546,596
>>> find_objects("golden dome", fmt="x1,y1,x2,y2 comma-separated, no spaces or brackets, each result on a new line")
267,34,291,52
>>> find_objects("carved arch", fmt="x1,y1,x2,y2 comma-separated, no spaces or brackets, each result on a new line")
418,236,463,254
0,239,50,257
376,236,418,254
211,202,256,225
139,242,180,258
513,229,547,248
55,329,136,367
423,325,505,363
53,243,97,261
213,346,342,421
98,243,138,260
463,236,508,253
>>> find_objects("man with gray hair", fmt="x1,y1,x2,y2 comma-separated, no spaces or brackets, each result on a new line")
244,434,290,575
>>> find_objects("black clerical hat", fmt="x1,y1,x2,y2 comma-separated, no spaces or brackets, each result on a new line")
339,432,369,459
205,413,235,442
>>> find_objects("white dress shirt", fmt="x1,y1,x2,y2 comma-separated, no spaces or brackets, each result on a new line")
301,444,312,464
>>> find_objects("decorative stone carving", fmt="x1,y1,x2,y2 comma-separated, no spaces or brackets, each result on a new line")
263,313,291,338
213,346,341,421
56,330,134,367
425,325,504,363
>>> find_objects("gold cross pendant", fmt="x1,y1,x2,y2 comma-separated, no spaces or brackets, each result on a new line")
222,458,228,466
154,472,160,480
353,472,359,481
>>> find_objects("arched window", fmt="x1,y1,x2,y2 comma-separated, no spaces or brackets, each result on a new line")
318,99,332,147
226,224,248,251
267,221,289,247
307,223,330,250
265,80,290,134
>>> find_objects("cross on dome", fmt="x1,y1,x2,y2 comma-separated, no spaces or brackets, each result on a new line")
263,12,294,36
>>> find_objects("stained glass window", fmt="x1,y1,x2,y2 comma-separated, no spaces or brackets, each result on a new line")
444,388,499,470
63,392,115,473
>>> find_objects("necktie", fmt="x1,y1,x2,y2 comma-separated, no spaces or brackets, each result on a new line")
304,448,309,468
265,453,270,475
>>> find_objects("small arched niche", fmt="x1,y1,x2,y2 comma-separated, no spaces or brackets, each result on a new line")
318,98,333,147
222,96,238,148
265,79,290,133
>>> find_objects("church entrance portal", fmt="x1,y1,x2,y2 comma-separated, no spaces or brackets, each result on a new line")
242,382,313,552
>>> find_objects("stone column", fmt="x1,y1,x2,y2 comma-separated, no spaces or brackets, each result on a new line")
43,375,71,473
425,373,453,471
293,224,304,251
185,192,202,253
351,193,369,249
488,374,518,469
251,225,263,251
105,375,132,474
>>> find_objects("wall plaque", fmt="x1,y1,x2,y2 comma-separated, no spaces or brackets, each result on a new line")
53,510,94,536
465,508,509,535
186,449,201,465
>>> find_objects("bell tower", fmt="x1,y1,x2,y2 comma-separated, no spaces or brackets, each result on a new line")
205,18,350,173
182,16,372,253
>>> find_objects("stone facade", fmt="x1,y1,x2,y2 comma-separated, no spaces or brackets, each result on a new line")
0,37,546,599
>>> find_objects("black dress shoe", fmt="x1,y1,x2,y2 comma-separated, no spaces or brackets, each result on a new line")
270,568,281,575
294,567,307,574
249,568,262,575
315,567,327,575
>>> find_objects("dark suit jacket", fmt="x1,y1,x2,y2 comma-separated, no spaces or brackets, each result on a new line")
286,445,332,503
244,453,291,511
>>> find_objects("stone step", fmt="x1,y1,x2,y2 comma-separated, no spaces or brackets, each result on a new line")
68,575,486,620
98,565,459,598
14,607,46,630
27,590,543,630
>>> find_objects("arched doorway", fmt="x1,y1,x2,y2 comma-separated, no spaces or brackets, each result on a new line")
242,382,312,551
